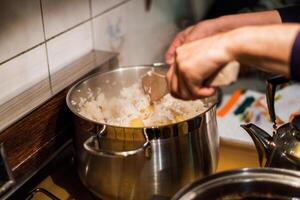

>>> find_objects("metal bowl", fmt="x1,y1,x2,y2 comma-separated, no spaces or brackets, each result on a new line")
172,168,300,200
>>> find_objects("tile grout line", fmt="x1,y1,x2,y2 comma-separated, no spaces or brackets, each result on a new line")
88,0,97,67
92,0,131,20
0,0,131,67
0,43,45,66
39,0,53,93
89,0,96,50
0,13,90,66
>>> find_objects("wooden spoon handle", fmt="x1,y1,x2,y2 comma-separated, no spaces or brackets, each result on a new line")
151,61,240,87
142,61,240,101
205,61,240,87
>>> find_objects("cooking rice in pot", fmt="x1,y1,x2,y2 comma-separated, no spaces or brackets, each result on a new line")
77,81,208,127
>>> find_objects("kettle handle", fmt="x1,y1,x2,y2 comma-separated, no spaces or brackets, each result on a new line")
266,76,290,127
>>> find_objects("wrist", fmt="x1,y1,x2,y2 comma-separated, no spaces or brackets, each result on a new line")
224,26,257,61
220,28,244,62
216,11,282,32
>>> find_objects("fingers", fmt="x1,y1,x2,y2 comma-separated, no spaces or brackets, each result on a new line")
173,54,195,100
166,54,216,100
180,74,216,99
289,110,300,122
194,87,216,97
166,64,180,99
165,33,184,64
165,26,195,64
165,23,228,100
170,65,180,98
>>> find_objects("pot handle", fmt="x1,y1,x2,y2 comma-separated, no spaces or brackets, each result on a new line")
83,126,151,157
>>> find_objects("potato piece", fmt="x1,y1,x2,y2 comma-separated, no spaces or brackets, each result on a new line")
130,118,144,127
140,105,154,113
146,105,154,113
175,114,184,122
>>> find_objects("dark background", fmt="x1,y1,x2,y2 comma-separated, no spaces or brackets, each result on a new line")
205,0,300,19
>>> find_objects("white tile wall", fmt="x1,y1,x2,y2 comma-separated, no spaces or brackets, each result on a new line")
92,0,179,65
46,21,93,74
0,45,49,105
0,0,193,131
91,0,127,16
0,0,44,63
42,0,90,39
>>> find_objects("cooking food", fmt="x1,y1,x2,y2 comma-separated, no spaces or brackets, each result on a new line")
76,81,208,127
67,65,219,199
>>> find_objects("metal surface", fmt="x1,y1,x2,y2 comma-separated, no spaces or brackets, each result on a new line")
241,76,300,170
172,168,300,200
83,125,151,157
266,75,290,129
25,188,60,200
0,143,15,197
67,65,219,199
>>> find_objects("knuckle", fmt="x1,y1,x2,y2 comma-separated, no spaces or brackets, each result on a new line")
177,61,191,77
175,46,183,55
180,63,190,74
175,54,185,68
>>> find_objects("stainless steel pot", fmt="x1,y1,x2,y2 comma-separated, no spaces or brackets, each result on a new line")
172,168,300,200
66,65,219,200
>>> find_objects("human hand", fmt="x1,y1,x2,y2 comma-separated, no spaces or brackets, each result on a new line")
166,23,300,100
165,19,221,64
165,10,281,65
166,32,234,100
289,109,300,122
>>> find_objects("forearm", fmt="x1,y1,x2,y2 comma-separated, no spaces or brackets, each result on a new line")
213,10,282,32
228,24,300,77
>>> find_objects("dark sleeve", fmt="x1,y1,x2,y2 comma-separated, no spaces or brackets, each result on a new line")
277,5,300,23
290,31,300,82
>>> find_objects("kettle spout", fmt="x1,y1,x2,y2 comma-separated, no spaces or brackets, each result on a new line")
240,123,273,167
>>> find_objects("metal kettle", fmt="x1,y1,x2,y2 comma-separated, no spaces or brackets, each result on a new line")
241,76,300,170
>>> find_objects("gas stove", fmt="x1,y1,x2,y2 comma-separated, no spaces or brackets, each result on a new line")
3,134,260,200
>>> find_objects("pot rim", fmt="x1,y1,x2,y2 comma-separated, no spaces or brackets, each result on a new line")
66,65,217,129
172,167,300,200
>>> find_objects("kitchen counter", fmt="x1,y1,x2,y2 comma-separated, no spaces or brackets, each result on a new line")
217,139,258,172
30,140,259,200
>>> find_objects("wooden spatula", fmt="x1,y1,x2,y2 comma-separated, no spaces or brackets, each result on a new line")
142,61,240,102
